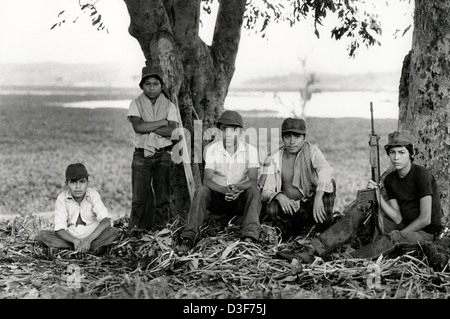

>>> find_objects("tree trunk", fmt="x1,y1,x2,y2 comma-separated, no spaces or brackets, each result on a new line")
123,0,246,218
398,0,450,222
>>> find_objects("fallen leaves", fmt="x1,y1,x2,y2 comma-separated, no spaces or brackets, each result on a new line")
1,213,450,299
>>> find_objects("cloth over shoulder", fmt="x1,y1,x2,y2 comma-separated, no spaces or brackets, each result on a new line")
127,93,178,157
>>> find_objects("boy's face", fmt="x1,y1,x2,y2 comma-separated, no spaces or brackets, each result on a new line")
282,133,305,154
67,178,88,199
388,146,411,170
142,76,162,100
219,124,242,149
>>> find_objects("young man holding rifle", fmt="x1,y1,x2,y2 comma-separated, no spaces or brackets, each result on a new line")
290,130,443,263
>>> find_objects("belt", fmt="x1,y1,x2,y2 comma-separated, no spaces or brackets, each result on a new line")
135,145,173,153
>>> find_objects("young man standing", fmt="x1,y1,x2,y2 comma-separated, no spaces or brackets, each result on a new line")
176,110,261,255
259,118,336,241
298,130,442,262
127,66,179,232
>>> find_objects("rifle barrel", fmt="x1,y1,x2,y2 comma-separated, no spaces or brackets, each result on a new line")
370,102,374,135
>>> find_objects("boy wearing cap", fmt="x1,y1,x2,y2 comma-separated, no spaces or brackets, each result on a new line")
176,110,261,255
293,130,442,263
259,117,336,241
348,129,442,259
35,163,119,259
127,66,179,232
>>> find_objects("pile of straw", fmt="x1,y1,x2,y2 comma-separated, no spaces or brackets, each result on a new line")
0,213,449,299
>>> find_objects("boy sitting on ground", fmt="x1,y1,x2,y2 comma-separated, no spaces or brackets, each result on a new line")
35,163,119,259
259,117,336,242
176,110,262,255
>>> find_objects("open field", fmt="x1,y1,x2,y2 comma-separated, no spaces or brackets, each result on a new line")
3,90,449,301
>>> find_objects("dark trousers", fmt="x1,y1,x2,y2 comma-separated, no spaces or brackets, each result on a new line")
311,200,368,255
129,149,171,231
180,185,262,242
35,227,119,252
265,180,336,241
311,200,435,259
350,221,434,259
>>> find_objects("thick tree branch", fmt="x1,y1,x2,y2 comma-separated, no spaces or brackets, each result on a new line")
211,0,246,72
170,0,202,50
123,0,174,62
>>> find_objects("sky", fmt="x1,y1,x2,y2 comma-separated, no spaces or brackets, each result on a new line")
0,0,414,85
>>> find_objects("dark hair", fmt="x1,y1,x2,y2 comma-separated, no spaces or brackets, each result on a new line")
282,132,306,139
385,144,415,162
66,176,89,181
139,75,164,89
140,75,171,99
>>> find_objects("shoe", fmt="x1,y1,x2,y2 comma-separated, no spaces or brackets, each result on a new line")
319,251,334,262
176,238,193,256
276,250,316,264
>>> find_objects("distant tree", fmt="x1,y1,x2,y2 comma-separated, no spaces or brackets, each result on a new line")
273,55,320,119
298,56,320,119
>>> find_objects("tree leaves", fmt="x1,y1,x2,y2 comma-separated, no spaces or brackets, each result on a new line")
50,1,109,34
240,0,394,58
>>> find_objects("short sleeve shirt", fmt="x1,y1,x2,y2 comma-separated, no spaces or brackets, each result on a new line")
204,141,260,186
384,164,442,233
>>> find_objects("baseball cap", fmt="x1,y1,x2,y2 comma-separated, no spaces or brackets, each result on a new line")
139,65,165,89
65,163,89,180
217,110,243,128
281,118,306,134
384,130,414,150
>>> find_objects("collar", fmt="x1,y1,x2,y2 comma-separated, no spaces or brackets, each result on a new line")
65,189,89,201
216,140,246,156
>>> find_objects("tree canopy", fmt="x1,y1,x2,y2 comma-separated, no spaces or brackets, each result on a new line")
52,0,398,58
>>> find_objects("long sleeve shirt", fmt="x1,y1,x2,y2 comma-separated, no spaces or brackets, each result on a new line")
260,142,334,203
54,188,111,239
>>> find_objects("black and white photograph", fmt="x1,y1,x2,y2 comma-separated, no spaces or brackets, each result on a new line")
0,0,449,306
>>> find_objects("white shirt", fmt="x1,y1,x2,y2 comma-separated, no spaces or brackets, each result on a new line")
204,141,260,186
54,188,111,239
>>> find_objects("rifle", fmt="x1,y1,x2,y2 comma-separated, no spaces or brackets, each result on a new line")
357,102,383,234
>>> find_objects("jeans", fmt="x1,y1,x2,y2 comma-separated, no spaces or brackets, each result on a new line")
129,149,172,231
311,200,435,259
180,185,261,242
35,227,119,252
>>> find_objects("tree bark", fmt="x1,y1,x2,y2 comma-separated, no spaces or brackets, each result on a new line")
123,0,246,218
398,0,450,222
